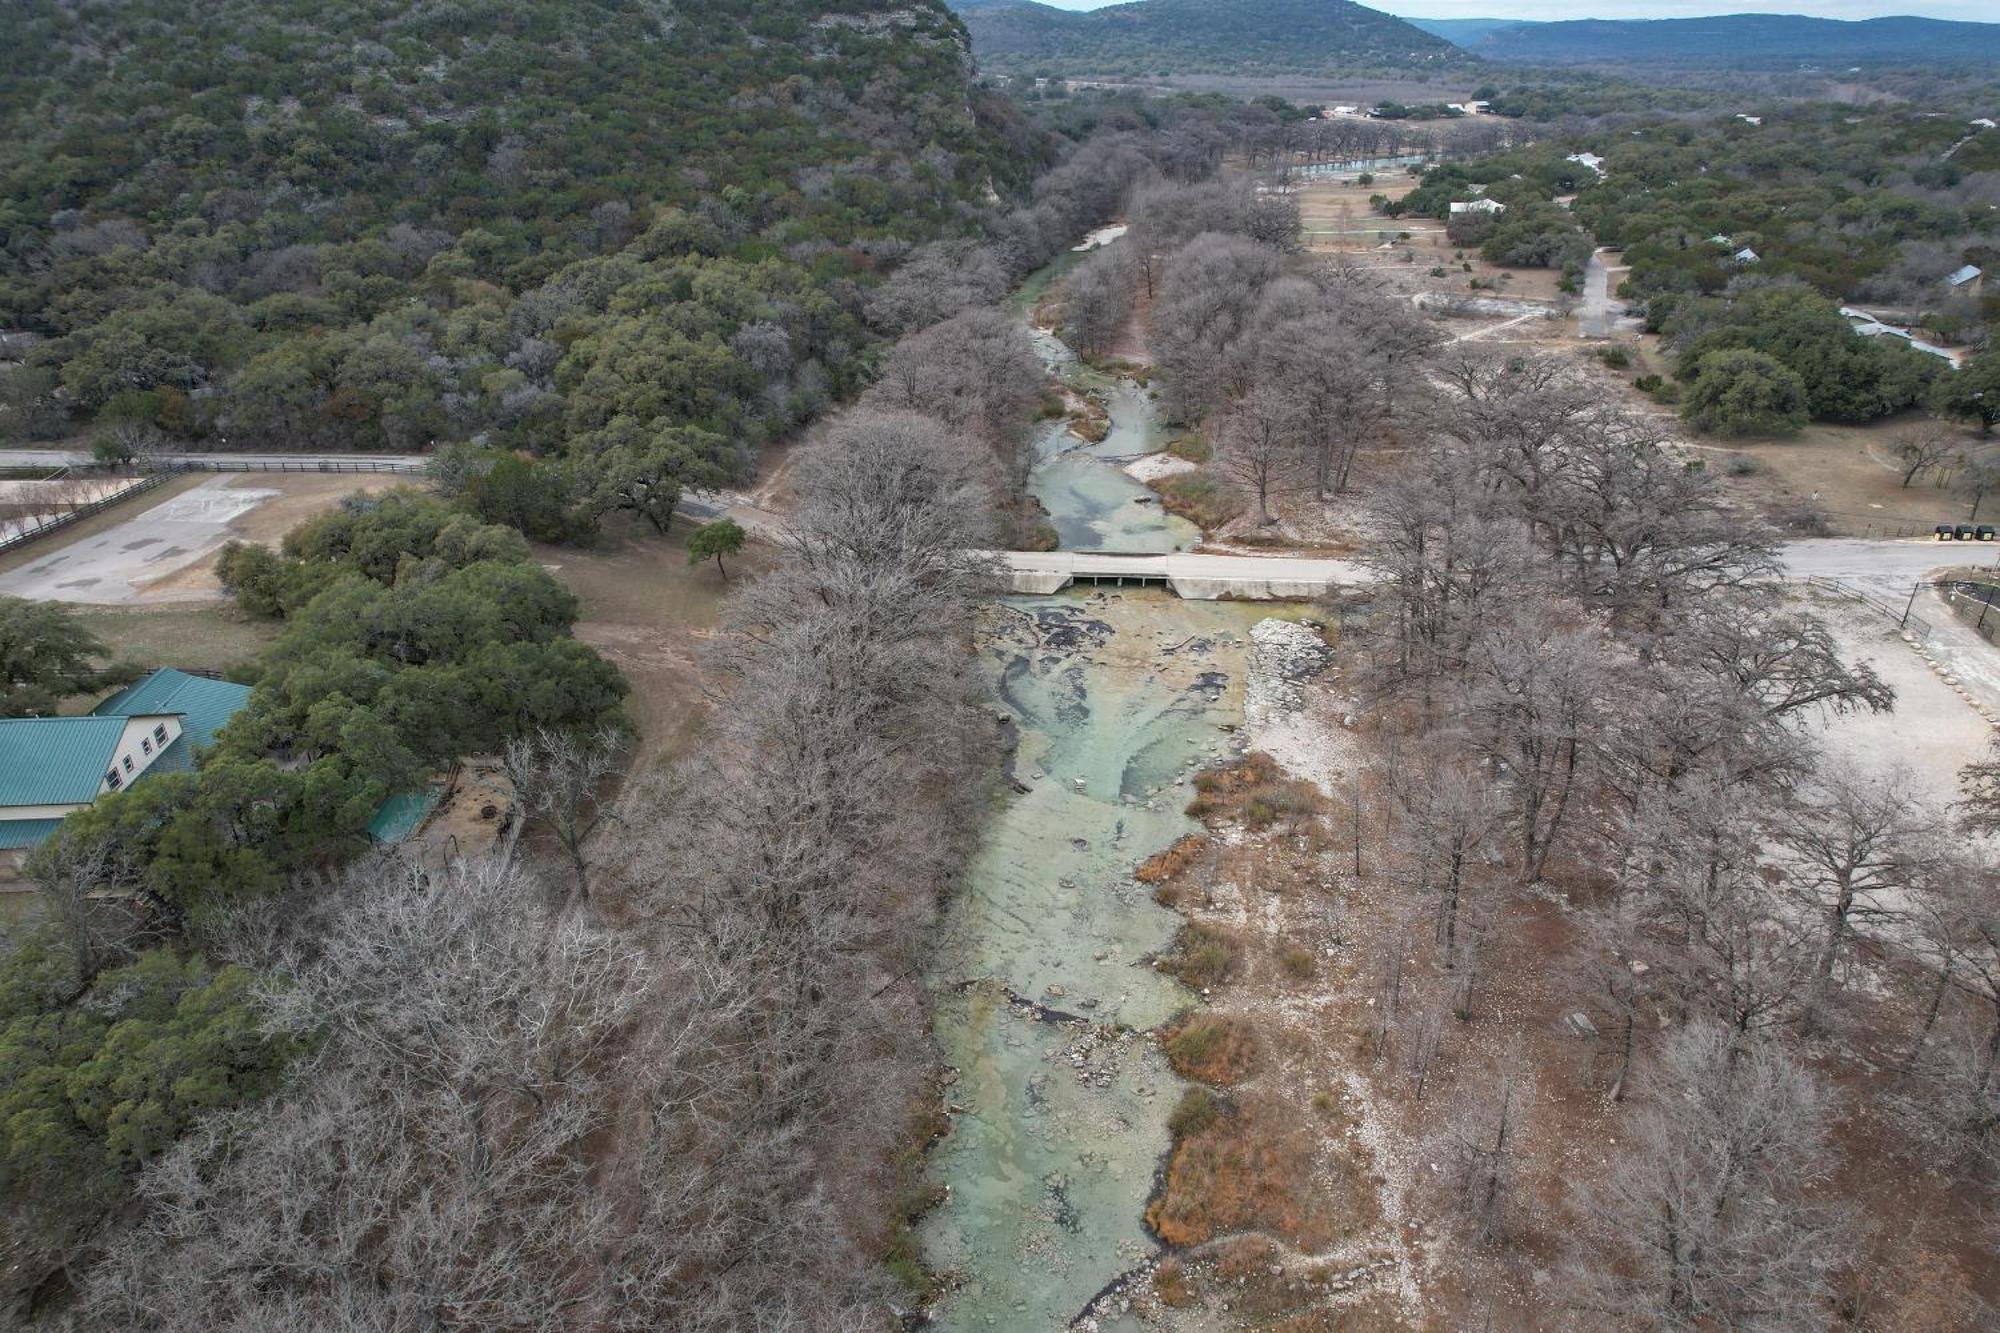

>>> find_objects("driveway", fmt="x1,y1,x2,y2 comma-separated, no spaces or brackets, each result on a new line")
0,476,275,604
1578,248,1635,338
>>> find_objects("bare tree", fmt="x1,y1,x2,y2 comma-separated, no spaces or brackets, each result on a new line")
503,725,628,903
1218,387,1307,525
1891,419,1961,488
1775,775,1933,1029
1436,1043,1534,1245
1463,608,1612,882
1060,241,1138,360
1564,1023,1855,1331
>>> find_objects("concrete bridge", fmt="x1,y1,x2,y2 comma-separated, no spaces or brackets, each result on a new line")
997,551,1365,601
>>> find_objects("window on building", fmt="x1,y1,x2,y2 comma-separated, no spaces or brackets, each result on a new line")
153,723,168,743
122,755,134,773
141,737,153,756
106,769,121,790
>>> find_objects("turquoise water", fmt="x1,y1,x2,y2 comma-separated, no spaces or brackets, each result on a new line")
920,302,1259,1329
1024,330,1198,555
921,592,1266,1330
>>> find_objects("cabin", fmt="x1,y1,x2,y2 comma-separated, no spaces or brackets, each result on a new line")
1947,264,1984,297
1449,198,1506,215
1565,152,1605,176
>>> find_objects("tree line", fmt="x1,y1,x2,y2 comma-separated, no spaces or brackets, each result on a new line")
1355,348,2000,1324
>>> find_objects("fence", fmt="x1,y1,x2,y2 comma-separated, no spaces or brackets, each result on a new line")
1794,574,1933,641
0,473,166,556
1941,581,2000,645
140,457,426,476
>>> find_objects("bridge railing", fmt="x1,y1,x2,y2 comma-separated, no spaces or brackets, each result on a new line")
138,457,426,476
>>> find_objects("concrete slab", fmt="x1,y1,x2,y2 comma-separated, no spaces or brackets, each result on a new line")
0,477,277,604
996,551,1367,601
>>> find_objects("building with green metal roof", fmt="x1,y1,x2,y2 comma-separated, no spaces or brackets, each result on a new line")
0,712,185,857
92,669,253,774
1,669,254,861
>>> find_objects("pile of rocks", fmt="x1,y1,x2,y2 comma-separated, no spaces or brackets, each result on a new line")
1245,618,1333,727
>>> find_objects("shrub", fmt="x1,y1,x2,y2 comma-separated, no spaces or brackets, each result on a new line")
1166,923,1240,990
1164,1013,1259,1085
1152,472,1241,531
1280,947,1316,980
1167,432,1211,464
1135,834,1207,884
1167,1086,1222,1138
1594,345,1631,369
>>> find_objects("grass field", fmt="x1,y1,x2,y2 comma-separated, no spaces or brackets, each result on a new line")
534,514,776,773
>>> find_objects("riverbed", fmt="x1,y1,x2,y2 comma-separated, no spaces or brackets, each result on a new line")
919,293,1286,1329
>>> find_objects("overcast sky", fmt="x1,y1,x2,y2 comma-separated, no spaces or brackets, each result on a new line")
1033,1,1998,22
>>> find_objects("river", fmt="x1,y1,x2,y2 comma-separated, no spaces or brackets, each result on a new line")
919,299,1281,1329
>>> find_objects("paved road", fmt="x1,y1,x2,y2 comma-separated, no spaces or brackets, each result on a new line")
999,550,1367,601
0,448,429,471
1777,537,2000,602
1578,248,1633,338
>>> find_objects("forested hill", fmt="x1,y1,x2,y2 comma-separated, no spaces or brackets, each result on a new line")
948,0,1466,77
0,0,1037,464
1466,14,2000,65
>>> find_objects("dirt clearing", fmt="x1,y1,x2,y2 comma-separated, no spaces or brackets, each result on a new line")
534,515,777,773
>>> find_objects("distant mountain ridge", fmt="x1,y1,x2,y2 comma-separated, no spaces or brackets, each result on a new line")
1404,17,1532,47
947,0,1466,76
1448,13,2000,64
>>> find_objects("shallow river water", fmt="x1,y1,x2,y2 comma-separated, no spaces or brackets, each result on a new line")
920,317,1279,1329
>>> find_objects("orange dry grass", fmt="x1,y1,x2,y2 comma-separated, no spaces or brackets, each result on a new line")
1163,1013,1259,1086
1136,833,1208,884
1145,1094,1336,1250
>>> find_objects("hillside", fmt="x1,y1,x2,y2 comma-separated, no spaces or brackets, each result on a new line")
949,0,1467,77
1404,16,1532,47
0,0,1032,460
1468,13,2000,66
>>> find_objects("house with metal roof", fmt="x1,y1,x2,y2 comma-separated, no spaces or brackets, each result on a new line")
91,669,252,773
0,669,253,860
1947,264,1984,295
0,714,184,854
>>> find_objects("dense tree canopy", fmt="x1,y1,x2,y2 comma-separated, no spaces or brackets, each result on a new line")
0,0,1037,466
0,598,115,716
43,493,625,928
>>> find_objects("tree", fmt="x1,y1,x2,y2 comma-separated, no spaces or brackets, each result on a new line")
83,857,667,1332
1776,775,1933,1029
0,596,113,716
1218,388,1307,525
1435,1044,1533,1245
1681,348,1809,437
0,946,296,1254
1891,419,1962,487
1931,347,2000,436
687,517,746,579
503,726,627,903
1061,242,1138,359
1151,232,1284,423
1565,1024,1854,1330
